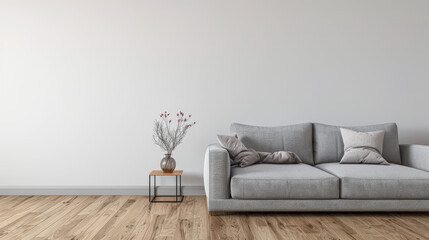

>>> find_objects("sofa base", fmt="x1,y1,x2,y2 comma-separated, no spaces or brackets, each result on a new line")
208,199,429,212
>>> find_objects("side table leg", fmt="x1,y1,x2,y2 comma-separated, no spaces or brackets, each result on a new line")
179,175,182,202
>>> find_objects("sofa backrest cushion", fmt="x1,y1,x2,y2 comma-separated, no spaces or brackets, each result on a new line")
313,123,401,165
230,123,314,165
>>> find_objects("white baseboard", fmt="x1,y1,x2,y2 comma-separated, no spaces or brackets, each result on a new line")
0,186,205,196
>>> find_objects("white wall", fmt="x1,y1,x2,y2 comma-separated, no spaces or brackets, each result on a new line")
1,0,429,188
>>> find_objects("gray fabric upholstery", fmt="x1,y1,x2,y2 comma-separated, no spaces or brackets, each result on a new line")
230,123,314,165
208,199,429,212
316,163,429,199
230,164,339,199
400,144,429,172
313,123,401,164
204,124,429,213
204,144,230,204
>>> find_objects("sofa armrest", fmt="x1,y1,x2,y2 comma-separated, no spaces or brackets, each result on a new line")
204,144,231,202
400,144,429,172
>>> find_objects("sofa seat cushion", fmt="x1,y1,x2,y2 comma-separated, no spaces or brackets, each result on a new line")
316,163,429,199
230,164,339,199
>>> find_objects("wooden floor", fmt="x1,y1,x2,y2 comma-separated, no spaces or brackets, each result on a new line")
0,196,429,239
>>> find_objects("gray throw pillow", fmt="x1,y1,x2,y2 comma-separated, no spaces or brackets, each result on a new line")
259,151,302,164
217,134,303,167
340,128,389,165
234,149,261,167
217,135,247,158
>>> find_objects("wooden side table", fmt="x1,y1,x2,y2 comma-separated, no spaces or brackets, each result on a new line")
149,170,183,203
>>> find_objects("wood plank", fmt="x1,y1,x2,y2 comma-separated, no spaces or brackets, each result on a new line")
0,196,39,223
247,214,278,239
318,214,359,240
20,196,89,240
157,202,180,238
33,196,100,239
0,196,429,240
209,216,230,239
175,196,195,239
125,197,155,239
67,196,130,240
365,214,409,240
150,170,183,176
41,195,110,239
0,196,62,238
97,196,149,240
192,197,210,240
91,196,138,240
0,197,51,228
64,195,130,239
0,196,21,207
274,213,307,240
2,196,76,240
339,213,389,240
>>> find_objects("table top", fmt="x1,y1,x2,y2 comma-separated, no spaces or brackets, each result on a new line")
150,170,183,176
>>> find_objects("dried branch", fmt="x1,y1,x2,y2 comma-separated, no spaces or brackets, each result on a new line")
152,111,196,155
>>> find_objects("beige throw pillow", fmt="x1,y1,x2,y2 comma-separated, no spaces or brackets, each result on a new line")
340,128,389,165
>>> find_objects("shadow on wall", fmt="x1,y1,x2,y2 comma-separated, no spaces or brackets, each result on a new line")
182,172,204,186
401,128,429,145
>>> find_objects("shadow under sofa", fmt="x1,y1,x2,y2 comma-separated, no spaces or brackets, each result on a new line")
203,123,429,214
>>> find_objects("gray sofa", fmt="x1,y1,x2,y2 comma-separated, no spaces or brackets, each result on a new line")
204,123,429,213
